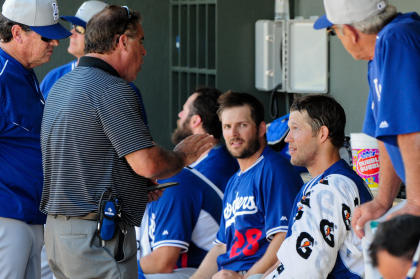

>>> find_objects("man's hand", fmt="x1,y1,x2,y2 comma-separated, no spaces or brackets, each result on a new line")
174,134,215,166
212,270,243,279
352,199,390,238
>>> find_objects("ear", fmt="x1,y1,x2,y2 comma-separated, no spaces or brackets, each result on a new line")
117,34,129,50
10,25,25,43
318,125,330,144
343,24,359,44
258,121,267,138
190,114,202,128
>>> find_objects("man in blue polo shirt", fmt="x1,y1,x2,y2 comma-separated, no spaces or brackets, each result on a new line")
313,0,420,237
0,0,70,278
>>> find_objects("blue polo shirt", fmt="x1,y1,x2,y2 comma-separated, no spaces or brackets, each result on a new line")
363,12,420,183
0,47,46,224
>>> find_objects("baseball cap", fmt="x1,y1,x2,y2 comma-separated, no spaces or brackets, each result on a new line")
1,0,71,39
314,0,388,29
61,1,108,28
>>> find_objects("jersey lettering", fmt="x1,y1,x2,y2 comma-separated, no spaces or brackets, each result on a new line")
224,192,258,228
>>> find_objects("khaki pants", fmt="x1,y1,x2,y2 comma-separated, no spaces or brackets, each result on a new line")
45,215,137,279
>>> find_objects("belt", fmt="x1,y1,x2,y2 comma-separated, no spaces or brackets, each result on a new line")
51,212,99,221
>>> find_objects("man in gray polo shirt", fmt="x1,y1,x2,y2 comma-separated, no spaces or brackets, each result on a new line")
40,5,214,279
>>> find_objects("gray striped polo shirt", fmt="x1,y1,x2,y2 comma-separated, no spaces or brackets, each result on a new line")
40,56,153,226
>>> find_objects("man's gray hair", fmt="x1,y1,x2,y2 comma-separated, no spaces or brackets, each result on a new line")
352,5,398,34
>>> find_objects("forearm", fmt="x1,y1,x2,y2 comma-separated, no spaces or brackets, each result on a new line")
398,132,420,206
191,244,226,279
140,246,181,274
245,233,286,278
375,141,402,207
126,146,184,180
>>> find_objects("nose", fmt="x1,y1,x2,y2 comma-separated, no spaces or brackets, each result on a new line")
285,131,291,143
141,45,147,56
231,126,240,137
51,39,59,47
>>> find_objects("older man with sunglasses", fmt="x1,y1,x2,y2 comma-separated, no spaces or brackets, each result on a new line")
40,0,108,99
0,0,70,278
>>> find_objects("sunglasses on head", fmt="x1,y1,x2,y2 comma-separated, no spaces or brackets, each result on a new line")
72,25,86,35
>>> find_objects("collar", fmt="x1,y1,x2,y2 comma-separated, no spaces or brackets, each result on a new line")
0,47,35,76
78,56,120,78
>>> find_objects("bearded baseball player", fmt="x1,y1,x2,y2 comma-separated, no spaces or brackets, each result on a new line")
191,92,303,279
263,95,372,279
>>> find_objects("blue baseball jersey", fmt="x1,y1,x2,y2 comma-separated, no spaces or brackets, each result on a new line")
215,146,303,272
0,48,46,224
40,60,76,99
190,144,238,192
363,12,420,183
141,167,223,269
266,160,373,279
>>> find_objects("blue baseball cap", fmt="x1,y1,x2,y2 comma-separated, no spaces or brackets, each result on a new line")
314,15,333,30
2,0,71,40
313,0,388,30
61,1,108,28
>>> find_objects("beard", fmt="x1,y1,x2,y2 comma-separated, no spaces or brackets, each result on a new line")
171,117,193,145
227,133,260,159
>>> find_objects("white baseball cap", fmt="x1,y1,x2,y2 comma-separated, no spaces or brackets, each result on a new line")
2,0,71,39
61,0,108,28
314,0,388,29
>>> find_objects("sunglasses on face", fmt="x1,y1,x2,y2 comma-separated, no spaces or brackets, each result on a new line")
327,27,336,36
72,25,86,35
41,36,53,43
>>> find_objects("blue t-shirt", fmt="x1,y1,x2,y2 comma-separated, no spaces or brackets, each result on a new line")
142,167,223,269
0,48,46,224
269,160,373,278
190,144,238,192
363,12,420,183
215,146,303,272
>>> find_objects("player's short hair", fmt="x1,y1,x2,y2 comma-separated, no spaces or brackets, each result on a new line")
369,214,420,266
190,87,223,139
290,95,346,148
0,14,31,43
85,5,141,54
348,5,397,34
217,91,265,127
